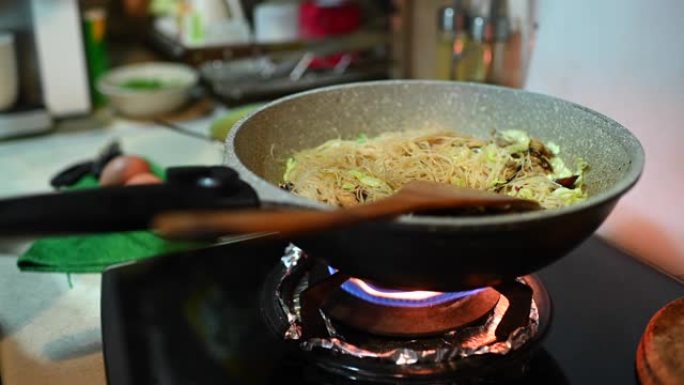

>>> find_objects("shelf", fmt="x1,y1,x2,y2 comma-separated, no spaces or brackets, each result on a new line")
147,28,392,66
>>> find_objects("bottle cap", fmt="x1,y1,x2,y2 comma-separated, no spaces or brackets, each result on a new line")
470,16,490,42
438,1,466,32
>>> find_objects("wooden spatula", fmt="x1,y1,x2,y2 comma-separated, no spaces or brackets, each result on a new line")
152,181,541,240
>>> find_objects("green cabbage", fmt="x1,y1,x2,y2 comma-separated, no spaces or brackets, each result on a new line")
500,130,531,153
550,157,573,179
348,169,387,188
552,186,587,205
283,157,296,182
546,141,561,155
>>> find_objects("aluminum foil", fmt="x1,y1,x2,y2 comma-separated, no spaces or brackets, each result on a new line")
275,244,539,366
277,244,305,339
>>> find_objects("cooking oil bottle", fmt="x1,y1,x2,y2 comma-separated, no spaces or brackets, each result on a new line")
454,12,492,83
435,1,467,80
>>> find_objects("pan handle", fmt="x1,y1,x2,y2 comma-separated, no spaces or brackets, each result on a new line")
0,166,260,237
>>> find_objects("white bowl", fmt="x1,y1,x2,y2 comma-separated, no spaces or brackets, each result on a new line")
98,62,198,118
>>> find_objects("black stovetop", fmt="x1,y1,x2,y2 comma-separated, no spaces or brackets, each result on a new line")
101,236,683,385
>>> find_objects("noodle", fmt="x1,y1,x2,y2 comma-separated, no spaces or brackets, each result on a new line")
281,128,588,209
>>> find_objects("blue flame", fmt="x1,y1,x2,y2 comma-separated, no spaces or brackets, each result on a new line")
327,267,483,308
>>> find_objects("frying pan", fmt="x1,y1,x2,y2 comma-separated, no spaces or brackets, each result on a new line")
0,81,644,292
223,80,644,291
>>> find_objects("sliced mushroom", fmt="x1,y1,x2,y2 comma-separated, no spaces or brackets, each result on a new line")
528,152,553,173
555,175,580,188
530,138,554,158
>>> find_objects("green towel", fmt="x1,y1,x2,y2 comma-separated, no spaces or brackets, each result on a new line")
17,163,206,273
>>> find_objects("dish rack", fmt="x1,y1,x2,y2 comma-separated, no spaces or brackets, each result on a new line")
147,28,392,105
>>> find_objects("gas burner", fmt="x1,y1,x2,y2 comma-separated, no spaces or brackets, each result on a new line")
330,266,485,308
322,267,500,337
260,245,552,383
323,283,500,338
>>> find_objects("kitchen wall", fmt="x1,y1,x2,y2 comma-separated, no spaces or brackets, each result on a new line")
525,0,684,278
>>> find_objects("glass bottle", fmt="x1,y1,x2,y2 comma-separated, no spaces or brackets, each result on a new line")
455,12,492,83
488,0,512,86
435,1,467,80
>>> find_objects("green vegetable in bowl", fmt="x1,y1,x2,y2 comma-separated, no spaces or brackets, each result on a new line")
118,78,181,90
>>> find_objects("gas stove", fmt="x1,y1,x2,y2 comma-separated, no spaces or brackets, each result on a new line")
261,244,548,383
101,236,683,385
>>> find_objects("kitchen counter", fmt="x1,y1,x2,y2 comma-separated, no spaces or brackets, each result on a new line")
0,106,679,383
0,113,225,384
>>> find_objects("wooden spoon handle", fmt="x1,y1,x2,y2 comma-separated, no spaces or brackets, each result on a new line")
152,207,388,240
152,181,541,240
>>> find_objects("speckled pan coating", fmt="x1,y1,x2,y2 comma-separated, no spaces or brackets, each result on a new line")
226,80,643,227
223,80,645,290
